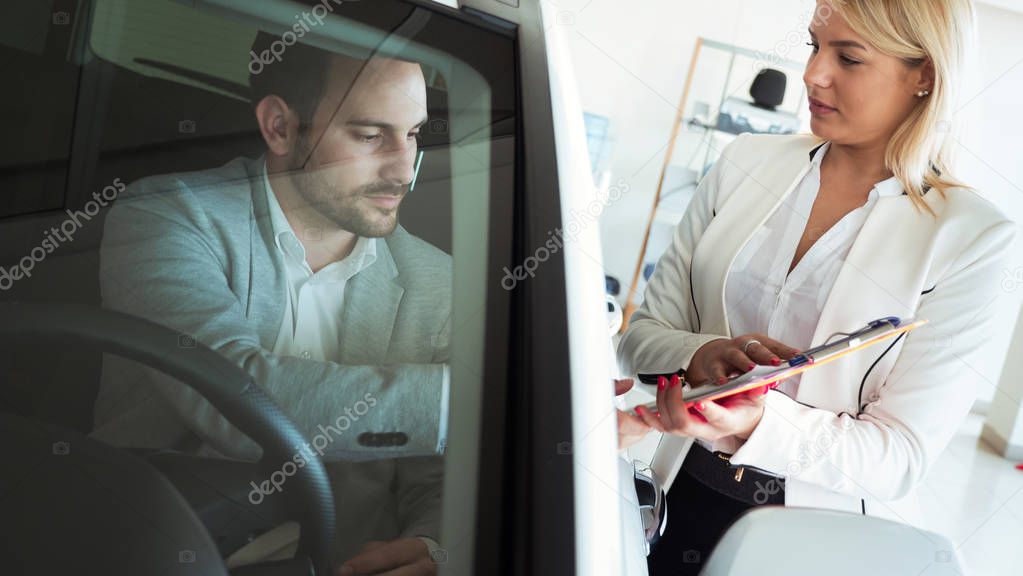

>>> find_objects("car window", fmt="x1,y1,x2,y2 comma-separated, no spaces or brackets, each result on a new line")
0,0,516,571
0,2,82,217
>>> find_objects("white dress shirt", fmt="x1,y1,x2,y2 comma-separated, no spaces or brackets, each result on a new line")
263,167,378,360
723,142,904,396
262,165,449,452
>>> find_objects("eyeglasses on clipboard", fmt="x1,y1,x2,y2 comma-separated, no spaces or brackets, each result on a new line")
633,316,927,413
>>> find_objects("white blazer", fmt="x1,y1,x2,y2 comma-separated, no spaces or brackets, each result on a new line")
619,133,1018,527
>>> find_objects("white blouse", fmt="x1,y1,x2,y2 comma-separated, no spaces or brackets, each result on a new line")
722,142,904,396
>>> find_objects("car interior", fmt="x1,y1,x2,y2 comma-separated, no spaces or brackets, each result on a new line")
1,1,528,574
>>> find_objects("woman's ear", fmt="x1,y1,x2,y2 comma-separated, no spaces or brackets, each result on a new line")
254,95,300,158
914,60,936,95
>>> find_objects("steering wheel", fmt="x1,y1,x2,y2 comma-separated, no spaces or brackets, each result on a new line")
0,301,336,575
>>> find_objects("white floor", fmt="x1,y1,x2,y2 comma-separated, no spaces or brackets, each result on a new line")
918,413,1023,576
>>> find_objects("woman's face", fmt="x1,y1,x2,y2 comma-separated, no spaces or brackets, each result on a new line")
804,1,933,149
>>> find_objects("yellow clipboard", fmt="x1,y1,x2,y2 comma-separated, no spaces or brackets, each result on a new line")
636,316,927,411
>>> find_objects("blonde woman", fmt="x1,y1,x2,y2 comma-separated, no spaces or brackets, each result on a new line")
618,1,1017,573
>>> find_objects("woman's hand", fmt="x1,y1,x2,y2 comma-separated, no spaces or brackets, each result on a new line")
615,378,654,450
633,374,771,442
686,333,800,385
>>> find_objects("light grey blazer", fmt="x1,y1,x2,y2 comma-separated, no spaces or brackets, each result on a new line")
92,155,450,552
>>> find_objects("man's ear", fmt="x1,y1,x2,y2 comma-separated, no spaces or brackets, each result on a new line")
254,95,301,158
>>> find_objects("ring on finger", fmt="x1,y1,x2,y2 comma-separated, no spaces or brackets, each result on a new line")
742,339,762,355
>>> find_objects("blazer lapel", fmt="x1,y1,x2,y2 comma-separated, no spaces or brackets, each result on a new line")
697,146,815,338
338,239,405,363
795,195,933,410
244,156,289,348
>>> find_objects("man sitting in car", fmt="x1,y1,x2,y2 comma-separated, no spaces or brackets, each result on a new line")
93,32,449,575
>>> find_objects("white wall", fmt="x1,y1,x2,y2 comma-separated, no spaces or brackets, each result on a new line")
953,2,1023,407
556,0,819,282
554,0,1023,405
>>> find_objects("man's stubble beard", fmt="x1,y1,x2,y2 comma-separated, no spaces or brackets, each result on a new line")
288,154,404,239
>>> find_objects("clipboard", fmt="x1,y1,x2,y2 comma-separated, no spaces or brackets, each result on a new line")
634,316,926,413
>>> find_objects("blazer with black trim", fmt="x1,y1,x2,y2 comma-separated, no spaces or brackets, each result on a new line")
619,133,1018,526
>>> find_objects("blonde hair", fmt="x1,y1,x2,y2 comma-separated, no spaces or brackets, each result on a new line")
824,0,975,216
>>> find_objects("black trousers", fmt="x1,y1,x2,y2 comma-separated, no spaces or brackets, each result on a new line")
646,467,765,576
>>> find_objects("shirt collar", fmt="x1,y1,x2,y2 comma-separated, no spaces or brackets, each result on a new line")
809,141,903,198
261,161,378,279
262,161,296,257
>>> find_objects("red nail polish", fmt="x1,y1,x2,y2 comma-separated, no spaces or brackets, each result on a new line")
634,405,645,415
658,376,667,390
771,358,781,366
769,381,779,389
670,374,681,388
718,376,728,384
1016,463,1023,471
695,402,706,411
747,363,756,371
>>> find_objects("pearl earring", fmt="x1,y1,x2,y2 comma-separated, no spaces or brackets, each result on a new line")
916,90,931,97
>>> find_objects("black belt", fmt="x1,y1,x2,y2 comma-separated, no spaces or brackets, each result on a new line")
680,443,785,506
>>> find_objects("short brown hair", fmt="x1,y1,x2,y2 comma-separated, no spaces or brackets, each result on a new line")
248,31,336,131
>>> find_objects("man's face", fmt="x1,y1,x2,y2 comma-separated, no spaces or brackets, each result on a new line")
287,57,427,237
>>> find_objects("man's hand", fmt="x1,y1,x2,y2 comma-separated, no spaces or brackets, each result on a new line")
339,538,435,576
615,378,653,450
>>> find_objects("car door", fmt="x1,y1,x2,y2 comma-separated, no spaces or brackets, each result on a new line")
1,0,640,574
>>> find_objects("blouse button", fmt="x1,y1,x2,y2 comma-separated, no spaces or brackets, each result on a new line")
301,350,312,359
